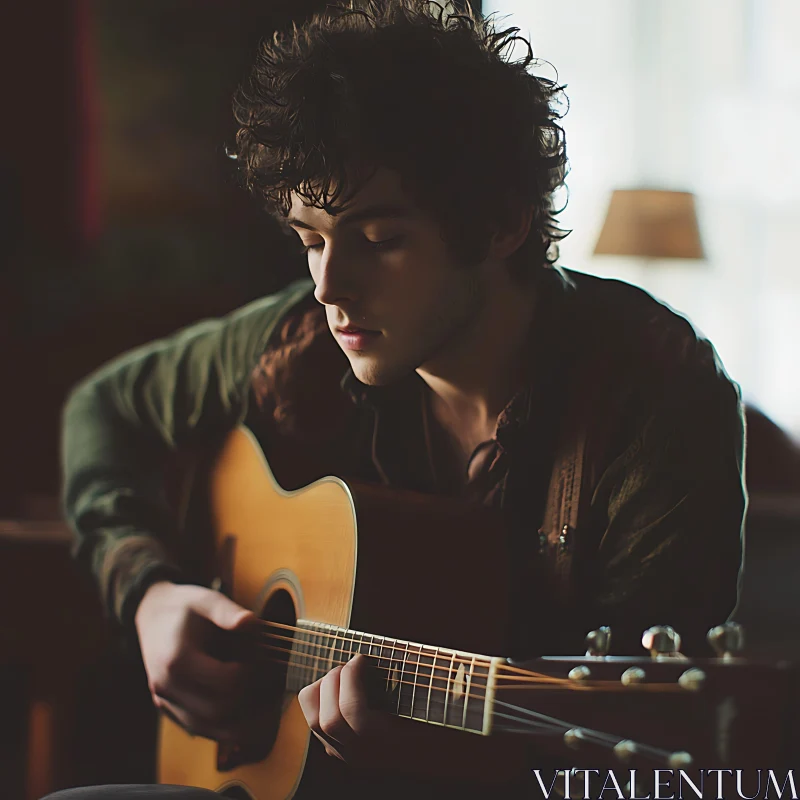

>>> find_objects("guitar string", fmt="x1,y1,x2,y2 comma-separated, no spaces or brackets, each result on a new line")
490,711,678,763
259,651,668,749
256,642,686,698
259,619,661,693
256,629,565,685
257,618,687,686
254,619,577,684
251,631,685,692
242,649,682,761
492,705,680,763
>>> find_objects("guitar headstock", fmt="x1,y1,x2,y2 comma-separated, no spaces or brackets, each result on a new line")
495,623,799,775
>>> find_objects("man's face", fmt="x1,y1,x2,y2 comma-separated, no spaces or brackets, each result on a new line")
287,168,484,386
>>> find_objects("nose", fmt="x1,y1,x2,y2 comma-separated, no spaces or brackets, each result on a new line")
312,243,359,307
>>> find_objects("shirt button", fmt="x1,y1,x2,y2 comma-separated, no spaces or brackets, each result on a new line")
558,524,570,552
538,530,547,553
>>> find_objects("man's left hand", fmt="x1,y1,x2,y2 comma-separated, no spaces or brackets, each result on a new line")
297,652,527,785
297,653,393,767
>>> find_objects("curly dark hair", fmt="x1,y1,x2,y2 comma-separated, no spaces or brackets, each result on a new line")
232,0,570,277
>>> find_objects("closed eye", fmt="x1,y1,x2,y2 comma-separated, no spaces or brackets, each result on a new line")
366,235,405,250
300,234,406,255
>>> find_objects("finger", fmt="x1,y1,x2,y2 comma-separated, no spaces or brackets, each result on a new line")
318,665,357,750
339,654,384,736
152,649,247,711
297,678,322,733
195,592,256,631
155,675,243,728
181,649,248,695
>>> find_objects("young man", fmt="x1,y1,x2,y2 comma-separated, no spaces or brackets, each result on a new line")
53,1,746,797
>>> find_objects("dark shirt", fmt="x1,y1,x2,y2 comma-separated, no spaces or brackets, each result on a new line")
61,266,746,661
60,265,747,795
63,270,746,654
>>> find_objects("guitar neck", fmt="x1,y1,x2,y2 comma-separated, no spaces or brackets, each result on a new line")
285,619,499,735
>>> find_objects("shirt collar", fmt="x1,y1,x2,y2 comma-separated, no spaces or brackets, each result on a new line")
338,266,574,439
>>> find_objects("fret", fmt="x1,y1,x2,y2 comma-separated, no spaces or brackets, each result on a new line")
371,633,380,660
314,623,324,681
383,636,402,711
286,629,298,693
443,650,456,727
313,623,322,678
462,656,490,734
309,626,318,682
410,641,421,721
396,640,411,716
344,628,356,663
374,635,388,709
295,629,306,692
297,626,308,687
396,641,416,719
306,624,315,683
325,624,336,674
385,637,399,700
375,634,386,670
364,633,375,656
425,646,439,723
411,645,435,722
354,630,367,657
286,622,491,735
380,636,393,694
294,626,303,687
462,655,475,730
303,623,311,682
311,623,322,683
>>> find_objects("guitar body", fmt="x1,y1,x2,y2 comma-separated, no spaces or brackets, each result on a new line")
157,426,514,798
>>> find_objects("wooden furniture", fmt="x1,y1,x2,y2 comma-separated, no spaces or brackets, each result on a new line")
0,520,107,800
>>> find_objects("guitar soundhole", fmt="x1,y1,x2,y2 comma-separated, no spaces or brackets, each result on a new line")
216,588,297,773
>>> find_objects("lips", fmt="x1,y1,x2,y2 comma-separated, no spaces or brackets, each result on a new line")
335,324,382,351
337,325,379,335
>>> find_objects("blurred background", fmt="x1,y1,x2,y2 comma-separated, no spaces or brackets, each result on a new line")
486,0,800,441
1,1,799,797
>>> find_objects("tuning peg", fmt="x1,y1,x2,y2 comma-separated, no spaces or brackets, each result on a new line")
707,622,745,661
563,729,586,750
614,740,638,763
621,666,646,686
668,751,693,769
568,665,592,682
584,627,612,657
678,667,706,691
642,625,687,660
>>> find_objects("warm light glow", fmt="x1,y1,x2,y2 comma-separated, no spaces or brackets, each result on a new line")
593,189,705,261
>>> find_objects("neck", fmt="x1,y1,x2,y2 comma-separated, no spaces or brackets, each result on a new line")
417,269,538,436
286,619,498,735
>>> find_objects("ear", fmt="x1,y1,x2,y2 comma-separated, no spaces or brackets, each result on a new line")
486,204,534,261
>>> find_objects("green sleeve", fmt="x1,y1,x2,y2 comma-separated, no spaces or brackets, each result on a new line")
61,279,314,629
586,344,747,656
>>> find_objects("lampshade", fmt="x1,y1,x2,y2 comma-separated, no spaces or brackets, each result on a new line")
593,189,705,260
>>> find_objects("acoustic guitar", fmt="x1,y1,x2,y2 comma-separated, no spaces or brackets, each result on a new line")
157,426,798,798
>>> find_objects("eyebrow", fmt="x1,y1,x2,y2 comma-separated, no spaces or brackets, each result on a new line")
285,204,415,231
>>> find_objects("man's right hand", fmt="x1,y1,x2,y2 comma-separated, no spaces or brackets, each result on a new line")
134,581,257,741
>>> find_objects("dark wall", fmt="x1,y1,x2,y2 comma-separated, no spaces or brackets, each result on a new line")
0,1,331,515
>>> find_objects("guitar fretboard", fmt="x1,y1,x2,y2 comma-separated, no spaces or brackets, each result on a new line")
285,620,495,735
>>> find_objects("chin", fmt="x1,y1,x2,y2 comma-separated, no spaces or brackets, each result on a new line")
348,355,414,387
